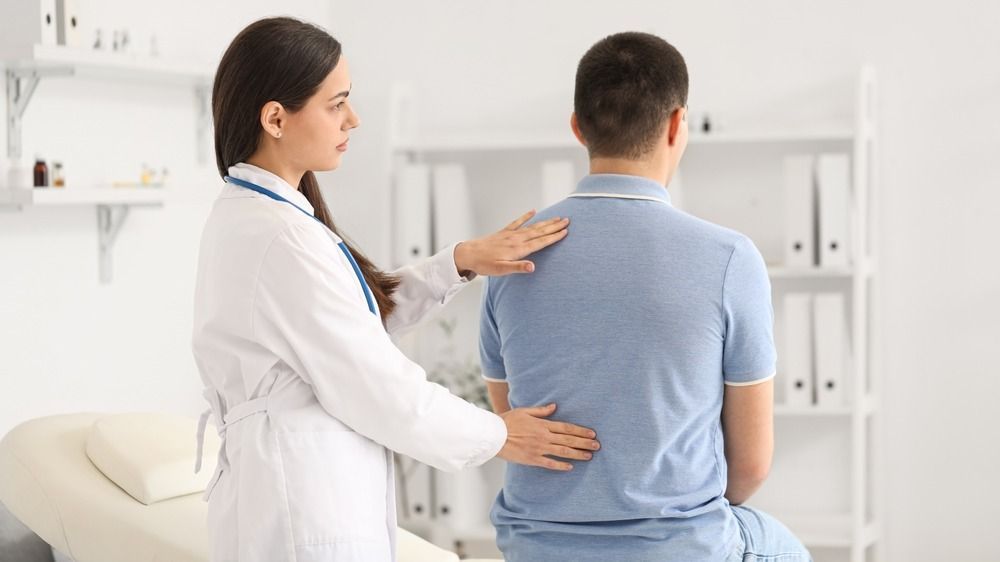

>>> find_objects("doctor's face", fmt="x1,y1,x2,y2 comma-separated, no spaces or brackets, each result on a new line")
284,56,360,172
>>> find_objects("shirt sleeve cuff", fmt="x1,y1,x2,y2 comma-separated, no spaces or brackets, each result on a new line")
462,412,507,469
723,371,777,386
429,242,477,303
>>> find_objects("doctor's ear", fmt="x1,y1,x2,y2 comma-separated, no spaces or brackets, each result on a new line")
259,101,286,139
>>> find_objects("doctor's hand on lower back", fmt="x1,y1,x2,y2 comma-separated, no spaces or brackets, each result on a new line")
496,403,600,471
453,211,569,277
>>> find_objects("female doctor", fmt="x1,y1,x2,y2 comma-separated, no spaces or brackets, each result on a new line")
192,16,600,562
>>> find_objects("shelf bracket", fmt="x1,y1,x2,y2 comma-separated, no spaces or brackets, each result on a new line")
6,67,73,160
97,204,130,284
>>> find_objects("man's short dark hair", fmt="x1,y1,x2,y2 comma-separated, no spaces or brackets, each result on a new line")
574,32,689,159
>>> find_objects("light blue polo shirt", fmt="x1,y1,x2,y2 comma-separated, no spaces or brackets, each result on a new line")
479,173,776,562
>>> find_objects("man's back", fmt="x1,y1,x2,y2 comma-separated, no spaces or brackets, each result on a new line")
480,173,776,561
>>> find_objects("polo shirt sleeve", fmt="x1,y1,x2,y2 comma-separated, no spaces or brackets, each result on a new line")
722,236,777,386
479,277,507,382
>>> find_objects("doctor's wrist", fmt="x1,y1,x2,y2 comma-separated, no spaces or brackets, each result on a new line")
453,241,476,278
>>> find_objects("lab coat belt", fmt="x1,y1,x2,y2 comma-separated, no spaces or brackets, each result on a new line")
194,392,270,500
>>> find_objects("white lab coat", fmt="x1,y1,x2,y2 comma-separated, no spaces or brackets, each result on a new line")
192,163,506,562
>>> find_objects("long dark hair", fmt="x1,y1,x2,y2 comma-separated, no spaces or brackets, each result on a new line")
212,17,399,322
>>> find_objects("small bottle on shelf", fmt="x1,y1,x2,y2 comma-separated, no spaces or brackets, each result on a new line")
140,163,153,186
33,157,49,188
53,162,65,188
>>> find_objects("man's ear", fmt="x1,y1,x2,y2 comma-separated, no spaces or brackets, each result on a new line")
666,107,685,147
259,101,286,139
570,113,587,147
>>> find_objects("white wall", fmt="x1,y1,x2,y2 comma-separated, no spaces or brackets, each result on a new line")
2,1,998,561
329,2,1000,561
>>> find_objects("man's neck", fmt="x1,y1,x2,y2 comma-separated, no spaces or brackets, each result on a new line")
588,157,672,186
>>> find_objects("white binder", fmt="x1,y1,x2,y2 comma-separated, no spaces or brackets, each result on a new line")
394,163,431,267
55,0,80,48
814,292,849,407
434,465,494,533
817,153,851,268
431,163,475,253
396,457,433,524
783,293,814,407
783,155,816,268
541,160,575,208
0,0,59,57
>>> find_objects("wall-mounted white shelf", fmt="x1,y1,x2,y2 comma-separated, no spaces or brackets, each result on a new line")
2,39,210,284
4,44,212,161
0,186,166,206
390,128,854,154
688,128,854,145
768,265,854,279
767,258,876,280
775,393,877,418
0,187,167,283
4,43,209,85
392,133,578,153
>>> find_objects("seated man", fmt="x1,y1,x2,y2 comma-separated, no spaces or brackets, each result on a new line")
479,32,811,562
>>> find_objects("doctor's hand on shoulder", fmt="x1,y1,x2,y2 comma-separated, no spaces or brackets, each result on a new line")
453,210,570,277
454,210,600,471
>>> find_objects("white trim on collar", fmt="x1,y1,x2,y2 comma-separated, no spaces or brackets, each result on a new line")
567,192,670,204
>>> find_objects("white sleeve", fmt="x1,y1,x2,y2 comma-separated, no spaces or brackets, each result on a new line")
252,225,504,472
384,242,477,336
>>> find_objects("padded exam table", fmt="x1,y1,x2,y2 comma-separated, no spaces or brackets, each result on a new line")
0,413,498,562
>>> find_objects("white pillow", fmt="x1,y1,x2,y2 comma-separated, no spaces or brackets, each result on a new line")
85,413,221,505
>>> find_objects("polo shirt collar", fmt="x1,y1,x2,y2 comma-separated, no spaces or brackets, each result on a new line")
572,173,672,205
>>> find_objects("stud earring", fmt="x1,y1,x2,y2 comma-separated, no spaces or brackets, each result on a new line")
275,132,282,138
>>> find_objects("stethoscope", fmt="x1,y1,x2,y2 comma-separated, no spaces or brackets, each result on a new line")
224,175,377,316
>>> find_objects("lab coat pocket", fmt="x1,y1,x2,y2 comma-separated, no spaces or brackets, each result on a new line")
276,429,389,547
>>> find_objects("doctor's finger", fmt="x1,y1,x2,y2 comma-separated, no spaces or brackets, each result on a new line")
519,217,569,239
551,433,601,451
521,217,569,232
546,420,597,439
494,260,536,275
532,456,574,471
520,403,559,417
521,230,569,255
504,210,537,231
545,445,594,461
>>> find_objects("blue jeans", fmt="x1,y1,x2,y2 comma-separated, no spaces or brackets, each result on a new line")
730,506,812,562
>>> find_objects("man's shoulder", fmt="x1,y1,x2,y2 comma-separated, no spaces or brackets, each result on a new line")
668,208,749,248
